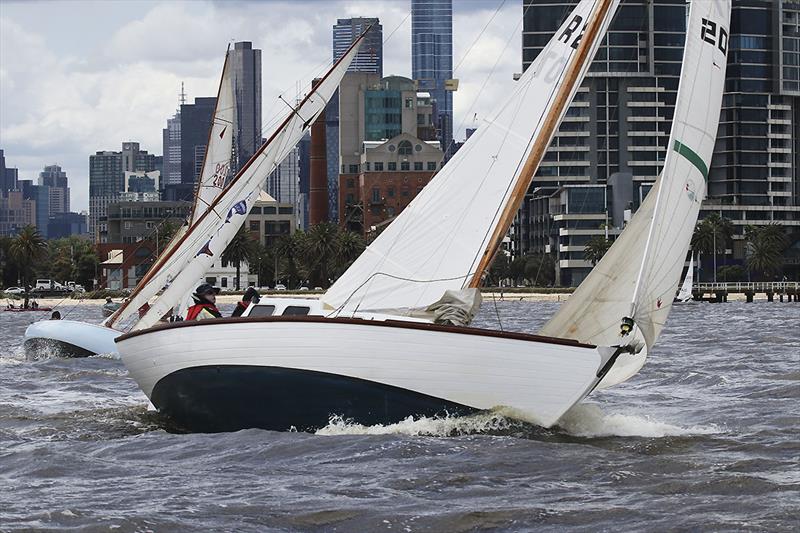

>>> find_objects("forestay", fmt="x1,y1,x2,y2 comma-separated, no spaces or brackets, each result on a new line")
132,31,369,330
105,50,235,329
540,1,730,353
322,0,619,318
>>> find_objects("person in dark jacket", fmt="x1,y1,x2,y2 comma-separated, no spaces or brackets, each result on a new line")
232,287,260,317
185,283,222,321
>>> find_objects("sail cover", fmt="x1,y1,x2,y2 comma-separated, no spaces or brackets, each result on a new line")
106,50,235,329
540,1,730,351
131,32,368,330
322,0,620,317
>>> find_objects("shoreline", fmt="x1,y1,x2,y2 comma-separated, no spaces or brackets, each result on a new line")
3,290,780,307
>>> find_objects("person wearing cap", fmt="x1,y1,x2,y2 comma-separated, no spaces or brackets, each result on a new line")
185,283,222,321
231,287,260,317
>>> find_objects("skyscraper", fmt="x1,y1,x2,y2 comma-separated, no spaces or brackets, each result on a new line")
329,17,384,222
230,41,262,172
412,0,454,158
89,142,157,240
179,97,216,187
39,164,70,216
162,110,182,186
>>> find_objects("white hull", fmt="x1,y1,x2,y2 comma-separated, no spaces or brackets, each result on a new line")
116,317,621,432
24,319,120,357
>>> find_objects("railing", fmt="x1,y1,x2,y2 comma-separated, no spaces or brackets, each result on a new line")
694,282,799,292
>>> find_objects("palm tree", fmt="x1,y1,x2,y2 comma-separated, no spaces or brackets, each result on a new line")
692,213,733,282
10,225,46,306
299,223,341,288
221,227,259,290
745,224,788,281
584,236,612,265
333,229,365,277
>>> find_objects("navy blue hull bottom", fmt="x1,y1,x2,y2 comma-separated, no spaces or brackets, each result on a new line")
24,338,94,359
151,365,479,433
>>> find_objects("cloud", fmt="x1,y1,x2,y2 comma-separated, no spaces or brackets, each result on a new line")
0,0,520,212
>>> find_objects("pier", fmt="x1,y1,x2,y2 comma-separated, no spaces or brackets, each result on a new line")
693,282,800,303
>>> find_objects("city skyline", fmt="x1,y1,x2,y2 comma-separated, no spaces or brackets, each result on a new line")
0,0,520,211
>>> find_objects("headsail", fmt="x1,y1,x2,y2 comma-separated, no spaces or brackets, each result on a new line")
105,49,236,329
131,30,370,331
322,0,620,317
676,254,694,303
540,1,730,357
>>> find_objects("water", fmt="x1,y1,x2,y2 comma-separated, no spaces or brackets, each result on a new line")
1,300,798,531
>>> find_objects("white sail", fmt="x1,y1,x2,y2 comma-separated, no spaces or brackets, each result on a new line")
322,0,620,317
132,32,368,330
540,1,730,357
676,254,694,302
105,50,235,329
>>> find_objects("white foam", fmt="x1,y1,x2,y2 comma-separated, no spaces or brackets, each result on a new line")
557,403,721,438
315,412,518,437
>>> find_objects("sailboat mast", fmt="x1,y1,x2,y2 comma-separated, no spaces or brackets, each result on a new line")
467,0,614,288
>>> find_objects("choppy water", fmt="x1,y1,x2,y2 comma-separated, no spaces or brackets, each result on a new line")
1,300,798,531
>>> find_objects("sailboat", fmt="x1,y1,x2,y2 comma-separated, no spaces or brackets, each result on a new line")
675,255,695,303
116,0,730,433
23,47,238,358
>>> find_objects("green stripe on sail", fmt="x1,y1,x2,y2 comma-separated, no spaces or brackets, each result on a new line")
673,140,708,180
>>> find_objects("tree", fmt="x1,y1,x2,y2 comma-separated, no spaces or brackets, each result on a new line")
584,236,612,265
10,225,46,306
333,228,366,278
523,254,555,286
488,252,511,286
692,213,733,282
745,224,789,280
221,227,259,290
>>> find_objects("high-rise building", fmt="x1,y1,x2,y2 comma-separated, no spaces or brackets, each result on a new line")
180,97,216,189
516,0,686,281
412,0,455,159
0,149,19,193
162,110,182,186
330,17,384,222
230,41,262,172
297,132,311,230
89,142,158,241
267,147,301,208
705,0,800,257
39,164,70,216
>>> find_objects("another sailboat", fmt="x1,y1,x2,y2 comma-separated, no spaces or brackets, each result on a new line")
675,255,695,303
23,48,237,357
116,0,730,433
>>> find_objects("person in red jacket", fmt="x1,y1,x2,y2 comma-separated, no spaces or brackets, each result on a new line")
185,283,222,321
231,287,260,317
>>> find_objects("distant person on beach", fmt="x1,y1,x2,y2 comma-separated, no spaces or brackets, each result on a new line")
231,287,260,317
185,283,222,321
50,311,61,320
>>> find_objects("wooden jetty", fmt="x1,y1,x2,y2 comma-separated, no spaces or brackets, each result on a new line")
693,282,800,303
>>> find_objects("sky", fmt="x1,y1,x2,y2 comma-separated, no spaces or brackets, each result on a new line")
0,0,522,211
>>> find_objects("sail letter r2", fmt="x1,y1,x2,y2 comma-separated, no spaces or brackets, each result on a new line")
559,15,583,46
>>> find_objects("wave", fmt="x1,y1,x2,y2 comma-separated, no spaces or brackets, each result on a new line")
556,403,721,438
315,412,526,437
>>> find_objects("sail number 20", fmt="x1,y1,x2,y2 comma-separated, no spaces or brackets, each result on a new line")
701,18,728,55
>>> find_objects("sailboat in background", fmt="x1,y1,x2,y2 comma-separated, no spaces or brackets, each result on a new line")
23,47,238,357
116,0,730,434
675,255,695,303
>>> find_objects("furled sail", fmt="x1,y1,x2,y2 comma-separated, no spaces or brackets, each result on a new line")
322,0,620,318
540,1,730,361
105,49,235,329
131,30,369,331
676,254,694,303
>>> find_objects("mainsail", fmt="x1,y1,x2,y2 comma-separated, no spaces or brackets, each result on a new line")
540,1,730,357
676,254,695,303
322,0,620,317
131,30,370,331
105,49,236,329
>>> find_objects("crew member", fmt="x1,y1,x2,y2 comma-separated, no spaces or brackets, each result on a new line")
231,287,260,317
185,283,222,321
50,311,61,320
